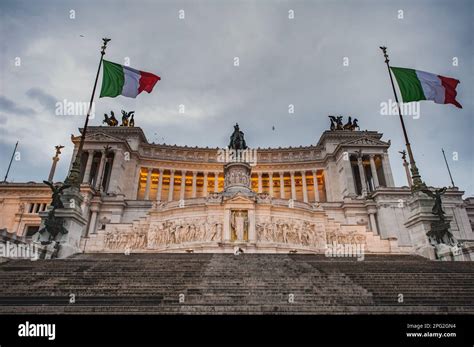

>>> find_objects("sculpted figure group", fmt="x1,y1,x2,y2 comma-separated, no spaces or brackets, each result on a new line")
104,218,223,250
256,217,326,247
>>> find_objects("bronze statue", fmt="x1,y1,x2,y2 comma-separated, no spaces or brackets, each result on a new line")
129,113,135,127
422,187,447,219
229,123,247,150
43,180,71,209
38,209,68,241
54,145,65,156
329,116,359,131
103,111,119,126
328,115,344,130
343,116,353,130
120,110,134,126
351,118,359,130
422,187,456,246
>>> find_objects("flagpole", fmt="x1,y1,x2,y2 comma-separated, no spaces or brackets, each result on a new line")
2,141,19,183
441,148,455,187
65,38,110,187
379,46,425,191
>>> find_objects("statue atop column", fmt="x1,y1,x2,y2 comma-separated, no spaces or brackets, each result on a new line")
229,123,248,150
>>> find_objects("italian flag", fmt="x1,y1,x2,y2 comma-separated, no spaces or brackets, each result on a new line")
390,67,462,108
100,60,161,98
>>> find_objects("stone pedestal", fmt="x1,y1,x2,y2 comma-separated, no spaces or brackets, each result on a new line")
404,191,436,260
36,187,88,258
223,162,254,197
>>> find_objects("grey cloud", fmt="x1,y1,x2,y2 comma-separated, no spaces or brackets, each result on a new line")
0,95,36,116
0,0,472,196
25,87,57,112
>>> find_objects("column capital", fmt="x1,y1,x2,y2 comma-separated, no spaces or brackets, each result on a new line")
290,171,295,176
257,172,262,177
268,172,273,177
170,169,175,174
192,171,198,177
369,154,376,159
147,167,153,173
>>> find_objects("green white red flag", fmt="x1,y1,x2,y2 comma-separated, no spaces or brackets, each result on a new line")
390,67,462,108
100,60,160,98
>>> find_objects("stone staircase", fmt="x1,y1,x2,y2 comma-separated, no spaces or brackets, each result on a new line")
0,254,472,314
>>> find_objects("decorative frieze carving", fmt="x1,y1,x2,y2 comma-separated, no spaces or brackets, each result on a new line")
104,218,223,250
255,217,326,247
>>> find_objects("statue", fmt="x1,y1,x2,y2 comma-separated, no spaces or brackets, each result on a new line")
343,116,353,130
103,111,119,126
229,123,247,150
129,113,135,127
329,116,359,131
231,210,248,241
351,118,359,130
37,180,71,245
43,180,71,209
422,187,456,246
422,187,447,218
38,209,68,242
120,110,135,127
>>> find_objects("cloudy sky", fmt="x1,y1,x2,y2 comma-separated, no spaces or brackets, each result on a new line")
0,0,472,196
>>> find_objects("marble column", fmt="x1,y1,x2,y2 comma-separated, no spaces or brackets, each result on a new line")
268,172,274,197
343,153,356,196
107,150,123,194
94,150,107,190
382,153,395,187
192,171,197,198
87,208,98,235
369,154,380,189
301,171,308,203
82,150,94,183
248,209,256,242
369,212,379,235
279,172,285,199
357,157,368,196
403,160,413,187
312,170,320,202
168,170,175,201
214,172,219,193
323,169,330,202
202,172,208,197
223,209,231,241
144,167,153,200
290,171,296,200
180,170,186,201
257,172,263,193
156,169,164,201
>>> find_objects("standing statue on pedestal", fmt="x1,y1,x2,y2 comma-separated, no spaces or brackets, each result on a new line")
229,123,247,150
422,187,456,246
37,181,71,244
